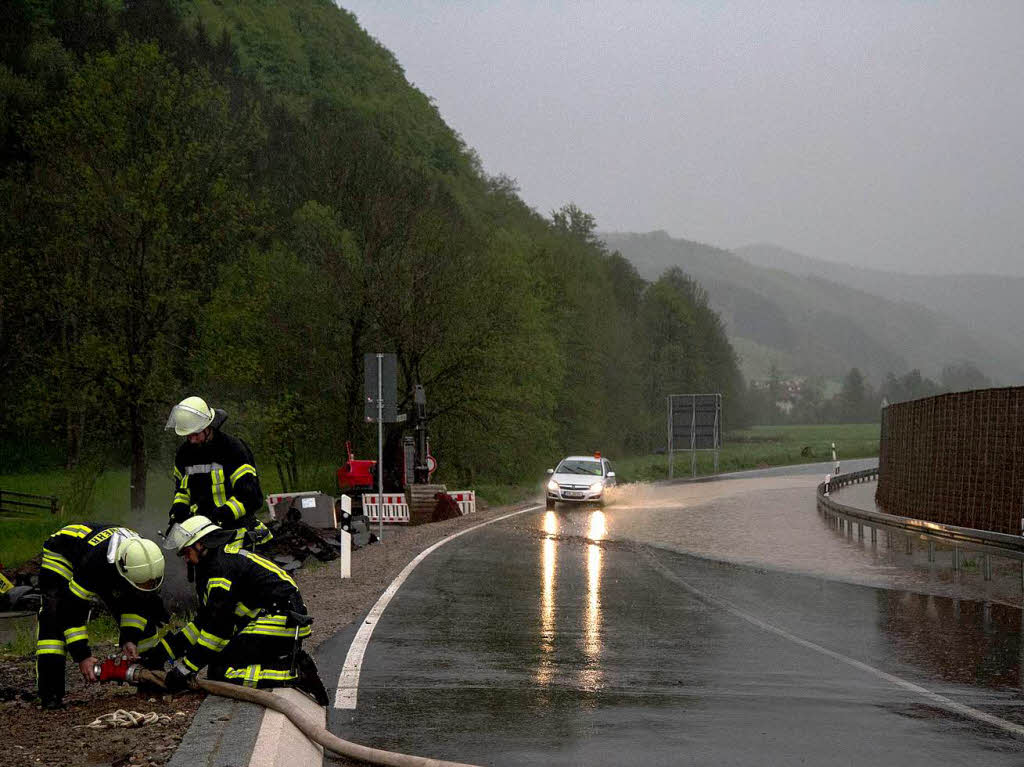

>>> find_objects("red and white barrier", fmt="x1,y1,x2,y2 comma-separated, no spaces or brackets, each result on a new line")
362,493,410,524
447,490,476,515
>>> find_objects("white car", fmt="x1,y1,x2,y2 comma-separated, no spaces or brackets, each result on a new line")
546,454,616,508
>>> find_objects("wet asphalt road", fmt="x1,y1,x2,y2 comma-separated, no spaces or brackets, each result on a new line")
321,479,1024,766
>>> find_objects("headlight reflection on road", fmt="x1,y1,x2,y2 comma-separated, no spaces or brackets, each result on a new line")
587,510,606,541
543,510,558,537
580,541,604,690
535,513,558,685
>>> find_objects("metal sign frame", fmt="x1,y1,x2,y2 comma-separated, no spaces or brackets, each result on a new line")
667,393,722,479
365,352,398,541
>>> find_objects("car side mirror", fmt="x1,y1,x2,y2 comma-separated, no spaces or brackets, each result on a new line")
546,468,554,475
607,471,616,478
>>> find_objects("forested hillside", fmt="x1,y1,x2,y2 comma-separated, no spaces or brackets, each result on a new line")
604,231,1024,387
0,0,744,508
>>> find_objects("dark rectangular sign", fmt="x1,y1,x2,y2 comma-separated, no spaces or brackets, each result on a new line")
364,352,398,423
669,394,721,450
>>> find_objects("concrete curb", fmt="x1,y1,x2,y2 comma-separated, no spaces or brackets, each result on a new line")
166,687,324,767
166,692,263,767
248,688,325,767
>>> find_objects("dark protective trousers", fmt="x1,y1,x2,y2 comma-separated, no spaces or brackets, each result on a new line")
36,572,166,703
207,631,300,689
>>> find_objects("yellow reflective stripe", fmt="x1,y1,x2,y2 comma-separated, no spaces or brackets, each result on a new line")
63,626,89,643
41,549,72,569
174,492,190,505
230,464,256,484
137,625,171,653
37,640,66,656
225,497,246,520
182,622,199,645
252,521,272,545
234,602,259,619
159,637,175,658
197,630,229,652
240,625,311,638
259,669,296,681
224,664,295,685
205,577,232,599
55,525,90,539
239,615,310,638
41,557,73,580
238,550,296,587
68,579,97,600
211,469,226,506
120,613,147,631
182,656,200,672
174,466,183,482
225,537,244,551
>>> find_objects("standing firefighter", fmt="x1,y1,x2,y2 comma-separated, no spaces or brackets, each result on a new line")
165,396,271,547
152,516,328,705
36,524,166,709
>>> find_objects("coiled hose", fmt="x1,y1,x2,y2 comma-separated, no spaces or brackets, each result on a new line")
139,669,480,767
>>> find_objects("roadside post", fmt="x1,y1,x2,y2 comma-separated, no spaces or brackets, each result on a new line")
365,352,398,543
338,494,352,578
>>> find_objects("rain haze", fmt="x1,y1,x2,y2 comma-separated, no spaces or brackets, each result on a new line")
341,1,1024,277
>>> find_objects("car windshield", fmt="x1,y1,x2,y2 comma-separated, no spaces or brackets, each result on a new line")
556,459,603,476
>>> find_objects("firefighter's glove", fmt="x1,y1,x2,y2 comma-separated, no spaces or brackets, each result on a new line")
164,661,194,693
169,505,189,524
211,505,236,528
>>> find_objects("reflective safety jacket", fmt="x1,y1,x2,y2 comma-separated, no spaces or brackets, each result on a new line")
40,523,165,662
172,536,311,674
170,429,270,544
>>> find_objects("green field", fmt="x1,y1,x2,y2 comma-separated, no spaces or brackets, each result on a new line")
613,423,880,483
0,424,879,567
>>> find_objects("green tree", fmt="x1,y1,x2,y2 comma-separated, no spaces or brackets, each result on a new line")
20,39,261,510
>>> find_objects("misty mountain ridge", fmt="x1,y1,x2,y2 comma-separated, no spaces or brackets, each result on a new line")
603,231,1024,387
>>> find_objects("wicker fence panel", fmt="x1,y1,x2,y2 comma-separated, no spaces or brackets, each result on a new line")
876,387,1024,535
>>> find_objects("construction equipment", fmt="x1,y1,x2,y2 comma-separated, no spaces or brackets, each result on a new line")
337,384,438,520
96,663,480,767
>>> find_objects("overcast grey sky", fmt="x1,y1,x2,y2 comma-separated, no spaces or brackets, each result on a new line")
340,1,1024,276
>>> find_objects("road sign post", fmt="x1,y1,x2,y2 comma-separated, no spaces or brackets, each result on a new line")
365,352,398,541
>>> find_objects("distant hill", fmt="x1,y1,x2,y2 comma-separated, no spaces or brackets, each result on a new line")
735,243,1024,363
603,232,1024,386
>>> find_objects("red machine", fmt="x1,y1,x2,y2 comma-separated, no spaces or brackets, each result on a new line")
336,441,377,494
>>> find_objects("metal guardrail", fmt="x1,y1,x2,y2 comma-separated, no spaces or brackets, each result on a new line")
0,489,60,518
817,468,1024,584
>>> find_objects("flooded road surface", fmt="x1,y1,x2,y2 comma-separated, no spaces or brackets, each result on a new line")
325,470,1024,765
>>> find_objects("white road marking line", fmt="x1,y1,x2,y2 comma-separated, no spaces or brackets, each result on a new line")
644,550,1024,738
334,505,542,709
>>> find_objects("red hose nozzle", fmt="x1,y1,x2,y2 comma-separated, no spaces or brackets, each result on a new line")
94,657,143,684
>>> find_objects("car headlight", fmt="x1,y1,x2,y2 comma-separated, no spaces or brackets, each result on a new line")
547,479,559,491
589,480,604,492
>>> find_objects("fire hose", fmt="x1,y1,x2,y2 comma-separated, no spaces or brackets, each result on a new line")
94,658,480,767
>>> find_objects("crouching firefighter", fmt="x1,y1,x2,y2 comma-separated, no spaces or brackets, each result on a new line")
36,524,166,709
165,396,272,548
152,516,328,705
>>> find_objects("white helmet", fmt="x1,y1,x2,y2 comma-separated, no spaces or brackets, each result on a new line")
163,515,221,552
165,396,214,436
115,538,165,591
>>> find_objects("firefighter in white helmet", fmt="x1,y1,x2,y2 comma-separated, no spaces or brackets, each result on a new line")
165,396,271,547
150,516,327,705
36,523,166,709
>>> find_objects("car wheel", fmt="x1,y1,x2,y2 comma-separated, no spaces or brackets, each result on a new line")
545,498,555,509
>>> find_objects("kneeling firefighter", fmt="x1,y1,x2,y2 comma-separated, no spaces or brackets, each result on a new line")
36,524,166,709
150,516,328,705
